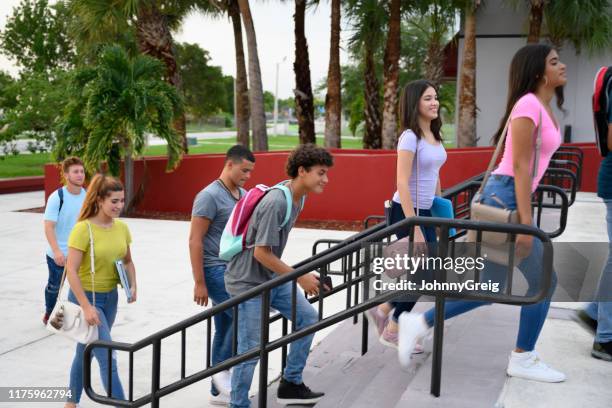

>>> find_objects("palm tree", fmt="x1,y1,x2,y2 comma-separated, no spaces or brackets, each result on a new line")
324,0,341,148
381,0,400,149
526,0,546,43
544,0,612,53
70,0,202,153
294,0,316,145
346,0,388,149
510,0,612,51
229,0,250,148
456,0,480,147
237,0,268,151
410,0,458,87
57,45,183,213
209,0,250,148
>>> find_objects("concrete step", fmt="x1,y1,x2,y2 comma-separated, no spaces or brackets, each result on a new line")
252,313,427,408
255,302,520,408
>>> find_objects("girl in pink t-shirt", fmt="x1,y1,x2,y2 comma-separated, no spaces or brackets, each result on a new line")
492,92,562,192
397,44,569,384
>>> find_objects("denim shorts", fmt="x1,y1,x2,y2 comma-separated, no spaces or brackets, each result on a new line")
481,174,517,210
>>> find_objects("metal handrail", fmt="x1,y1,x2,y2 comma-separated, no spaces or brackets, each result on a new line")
84,214,556,407
84,151,576,407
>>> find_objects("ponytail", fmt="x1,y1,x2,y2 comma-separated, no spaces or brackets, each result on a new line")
78,174,124,221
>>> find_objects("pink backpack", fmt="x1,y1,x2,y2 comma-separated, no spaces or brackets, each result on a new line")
219,181,304,261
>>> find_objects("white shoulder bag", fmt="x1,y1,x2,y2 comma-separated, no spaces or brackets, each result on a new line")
46,222,99,344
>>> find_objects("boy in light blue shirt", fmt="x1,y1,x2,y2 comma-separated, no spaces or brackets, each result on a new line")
42,157,86,325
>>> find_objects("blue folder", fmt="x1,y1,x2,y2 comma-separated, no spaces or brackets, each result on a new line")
430,196,457,237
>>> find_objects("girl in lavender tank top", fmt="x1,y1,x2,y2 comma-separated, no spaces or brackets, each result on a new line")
365,79,447,351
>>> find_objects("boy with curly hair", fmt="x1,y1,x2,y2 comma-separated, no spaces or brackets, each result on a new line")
225,144,333,407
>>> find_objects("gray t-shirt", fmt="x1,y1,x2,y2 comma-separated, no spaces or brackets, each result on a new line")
225,188,301,296
392,129,447,210
192,180,245,268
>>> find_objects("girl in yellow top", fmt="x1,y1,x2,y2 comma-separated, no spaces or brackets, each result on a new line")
64,174,136,408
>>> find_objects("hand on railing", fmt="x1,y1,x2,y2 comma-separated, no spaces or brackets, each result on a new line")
298,273,325,296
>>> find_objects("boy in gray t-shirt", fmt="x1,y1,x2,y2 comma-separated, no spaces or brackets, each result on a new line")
189,145,255,404
225,144,333,408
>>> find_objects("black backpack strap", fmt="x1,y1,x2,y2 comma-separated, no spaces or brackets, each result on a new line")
57,187,64,216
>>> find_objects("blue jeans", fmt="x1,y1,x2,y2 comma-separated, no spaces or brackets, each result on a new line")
45,255,64,315
585,199,612,343
423,175,558,351
67,289,125,403
389,201,437,321
230,282,319,408
204,264,233,395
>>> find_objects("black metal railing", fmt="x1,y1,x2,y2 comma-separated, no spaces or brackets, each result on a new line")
83,146,578,407
84,215,562,406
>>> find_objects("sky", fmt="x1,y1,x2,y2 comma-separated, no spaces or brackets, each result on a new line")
0,1,351,99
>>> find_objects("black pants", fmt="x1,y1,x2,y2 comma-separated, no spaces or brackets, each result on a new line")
389,201,437,321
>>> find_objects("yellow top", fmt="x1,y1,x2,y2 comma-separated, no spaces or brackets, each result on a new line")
68,219,132,292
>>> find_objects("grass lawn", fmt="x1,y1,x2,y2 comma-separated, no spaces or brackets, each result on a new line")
144,135,365,156
0,152,52,178
0,129,457,178
185,123,235,133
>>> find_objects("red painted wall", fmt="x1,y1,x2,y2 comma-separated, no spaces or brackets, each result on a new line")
44,143,603,222
0,176,45,194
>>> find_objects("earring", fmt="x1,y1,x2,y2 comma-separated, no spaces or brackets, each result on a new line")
543,76,549,86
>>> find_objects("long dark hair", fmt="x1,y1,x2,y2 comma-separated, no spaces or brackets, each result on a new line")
398,79,443,142
493,44,565,145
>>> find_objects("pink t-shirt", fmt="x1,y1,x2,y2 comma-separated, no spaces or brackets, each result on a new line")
492,93,561,192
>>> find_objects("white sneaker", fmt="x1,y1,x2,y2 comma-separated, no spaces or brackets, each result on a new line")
506,351,566,383
212,369,232,396
398,313,429,367
209,391,230,406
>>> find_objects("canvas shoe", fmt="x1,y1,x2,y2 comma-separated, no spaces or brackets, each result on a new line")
506,351,566,383
365,307,388,337
209,392,230,406
212,370,232,396
592,341,612,361
379,324,424,354
398,313,429,367
276,378,324,405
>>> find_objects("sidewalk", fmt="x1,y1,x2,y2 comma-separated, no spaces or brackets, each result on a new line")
0,191,353,407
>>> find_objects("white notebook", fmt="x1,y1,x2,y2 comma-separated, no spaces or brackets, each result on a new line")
115,260,133,302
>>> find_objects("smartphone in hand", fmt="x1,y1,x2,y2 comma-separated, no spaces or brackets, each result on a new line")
317,275,333,293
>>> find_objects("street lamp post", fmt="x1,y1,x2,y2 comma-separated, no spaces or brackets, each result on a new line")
273,56,287,137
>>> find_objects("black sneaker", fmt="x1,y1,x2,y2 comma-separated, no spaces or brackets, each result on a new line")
572,309,597,334
276,378,324,405
592,341,612,361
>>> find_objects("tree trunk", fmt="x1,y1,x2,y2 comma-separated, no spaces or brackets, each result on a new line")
527,0,545,43
237,0,268,151
124,144,134,215
424,39,445,87
324,0,341,148
381,0,401,150
229,0,250,148
457,4,478,147
363,46,382,149
294,0,316,145
135,4,187,153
